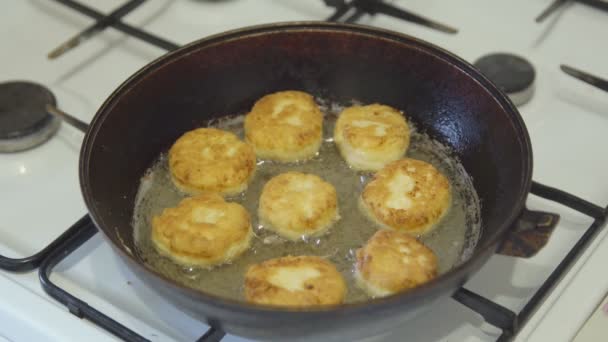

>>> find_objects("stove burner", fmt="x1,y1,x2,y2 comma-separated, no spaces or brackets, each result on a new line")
0,81,61,152
474,53,536,107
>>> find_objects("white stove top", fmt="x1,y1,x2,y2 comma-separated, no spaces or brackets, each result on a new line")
1,0,607,341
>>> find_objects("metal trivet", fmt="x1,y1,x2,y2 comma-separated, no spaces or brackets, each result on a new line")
536,0,608,23
38,217,224,342
455,182,606,341
0,0,178,271
324,0,458,33
0,219,90,271
49,0,179,54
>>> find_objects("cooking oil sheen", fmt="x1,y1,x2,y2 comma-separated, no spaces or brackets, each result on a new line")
133,100,481,303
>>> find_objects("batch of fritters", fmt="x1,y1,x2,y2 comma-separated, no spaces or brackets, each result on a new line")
151,90,452,307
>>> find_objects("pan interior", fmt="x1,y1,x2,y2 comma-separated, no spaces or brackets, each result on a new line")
131,97,481,304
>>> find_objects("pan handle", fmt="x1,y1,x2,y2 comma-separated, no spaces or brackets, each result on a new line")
496,208,559,258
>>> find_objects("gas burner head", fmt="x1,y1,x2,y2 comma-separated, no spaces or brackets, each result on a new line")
474,53,536,107
0,81,61,153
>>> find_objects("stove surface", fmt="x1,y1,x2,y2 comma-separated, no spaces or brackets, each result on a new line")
1,1,607,341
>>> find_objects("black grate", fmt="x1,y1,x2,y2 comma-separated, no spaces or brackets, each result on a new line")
578,0,608,12
536,0,608,23
48,0,147,59
50,0,179,52
325,0,458,33
0,215,91,271
38,215,224,342
453,182,607,341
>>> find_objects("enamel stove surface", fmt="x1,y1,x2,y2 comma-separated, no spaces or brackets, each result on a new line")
1,1,607,341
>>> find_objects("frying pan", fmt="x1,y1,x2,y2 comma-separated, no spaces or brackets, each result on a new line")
79,22,532,341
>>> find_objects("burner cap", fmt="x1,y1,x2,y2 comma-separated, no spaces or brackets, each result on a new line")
474,53,536,107
0,81,61,152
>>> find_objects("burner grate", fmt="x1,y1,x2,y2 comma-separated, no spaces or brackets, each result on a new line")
48,0,147,59
536,0,608,23
50,0,179,53
49,0,458,58
578,0,608,12
324,0,458,33
0,215,89,271
38,216,225,342
453,182,607,341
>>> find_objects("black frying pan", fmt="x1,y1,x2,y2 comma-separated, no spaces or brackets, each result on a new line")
79,22,531,341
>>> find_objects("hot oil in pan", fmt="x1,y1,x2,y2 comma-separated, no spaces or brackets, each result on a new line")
132,100,481,303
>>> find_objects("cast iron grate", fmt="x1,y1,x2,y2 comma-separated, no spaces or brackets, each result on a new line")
38,216,225,342
455,182,607,341
0,218,91,271
324,0,458,33
536,0,608,23
49,0,179,53
0,0,177,272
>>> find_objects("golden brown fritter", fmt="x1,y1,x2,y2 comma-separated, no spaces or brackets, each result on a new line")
244,91,323,162
152,193,252,267
355,229,438,297
258,172,339,240
360,158,451,235
244,255,346,307
334,104,410,171
169,127,256,196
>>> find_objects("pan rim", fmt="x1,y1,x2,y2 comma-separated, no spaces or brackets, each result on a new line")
80,21,532,317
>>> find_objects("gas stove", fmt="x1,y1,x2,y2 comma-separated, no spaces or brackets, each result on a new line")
1,1,607,341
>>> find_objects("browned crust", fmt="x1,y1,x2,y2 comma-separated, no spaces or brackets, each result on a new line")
335,104,409,151
356,229,438,296
244,255,346,307
360,158,451,235
334,104,410,170
258,172,339,240
244,90,323,161
169,127,256,196
151,193,252,267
